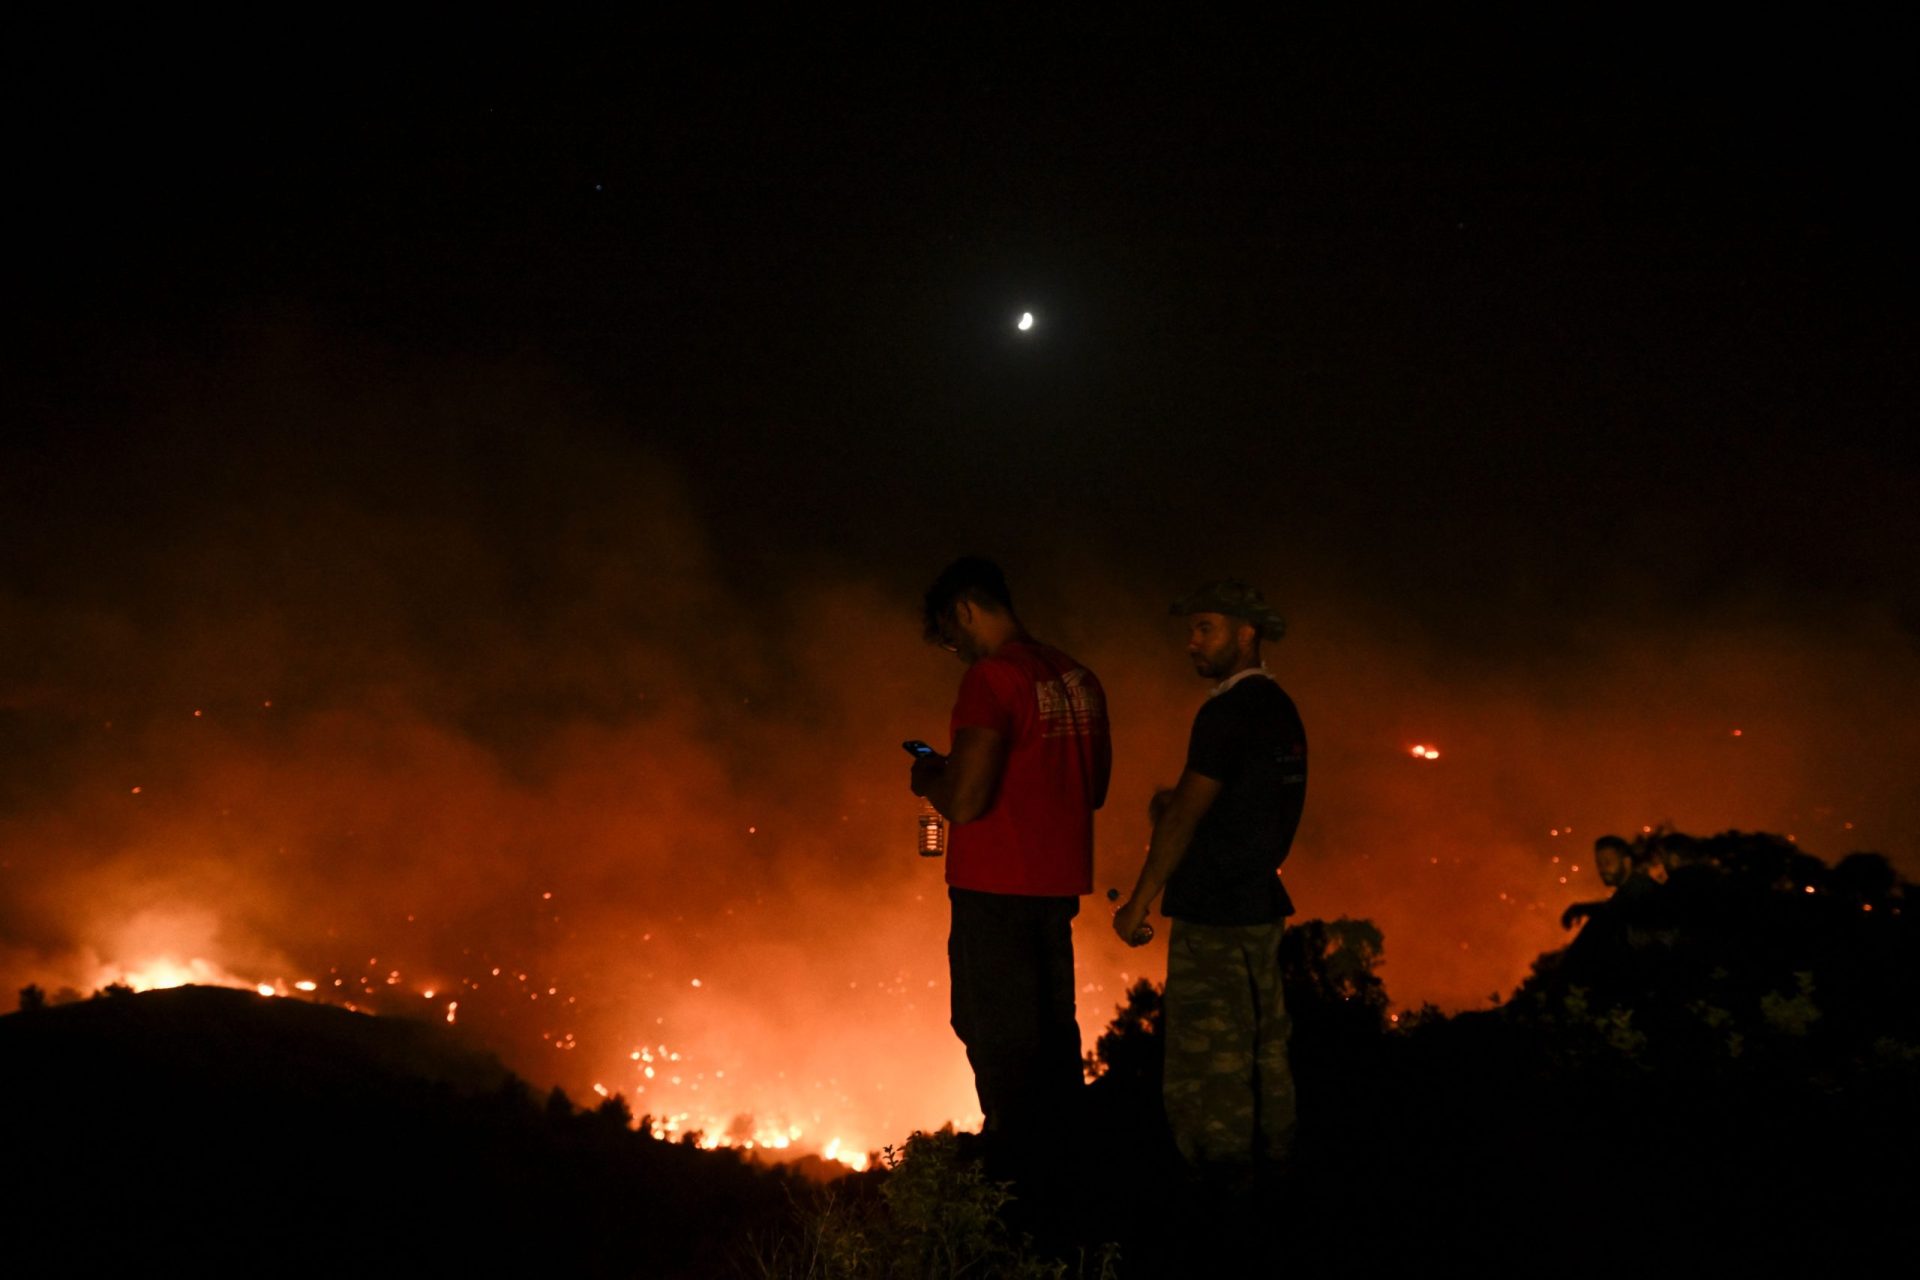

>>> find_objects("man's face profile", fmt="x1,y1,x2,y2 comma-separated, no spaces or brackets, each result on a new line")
1596,842,1630,888
1186,612,1251,680
937,600,983,663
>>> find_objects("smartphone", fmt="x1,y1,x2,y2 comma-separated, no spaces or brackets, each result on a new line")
902,739,941,758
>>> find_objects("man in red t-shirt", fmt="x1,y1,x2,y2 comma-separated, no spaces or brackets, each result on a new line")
909,557,1111,1154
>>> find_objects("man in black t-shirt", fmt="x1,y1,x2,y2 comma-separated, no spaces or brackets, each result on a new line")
1113,581,1306,1170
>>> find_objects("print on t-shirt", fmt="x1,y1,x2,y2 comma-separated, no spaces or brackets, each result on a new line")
1036,667,1103,739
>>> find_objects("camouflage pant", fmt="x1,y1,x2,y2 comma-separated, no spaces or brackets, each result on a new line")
1163,917,1296,1165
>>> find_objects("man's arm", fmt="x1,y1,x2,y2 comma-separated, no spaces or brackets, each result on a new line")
1112,768,1223,945
1091,723,1113,812
912,726,1007,824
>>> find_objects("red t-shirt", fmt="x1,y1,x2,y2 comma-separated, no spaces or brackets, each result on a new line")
946,640,1111,896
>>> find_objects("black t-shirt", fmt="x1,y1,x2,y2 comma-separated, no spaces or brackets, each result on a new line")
1162,674,1308,925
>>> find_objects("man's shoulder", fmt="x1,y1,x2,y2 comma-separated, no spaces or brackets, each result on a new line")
999,640,1100,681
1223,674,1300,717
1195,678,1304,744
972,648,1038,684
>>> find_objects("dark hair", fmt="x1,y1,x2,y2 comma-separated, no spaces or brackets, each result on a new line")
922,557,1014,643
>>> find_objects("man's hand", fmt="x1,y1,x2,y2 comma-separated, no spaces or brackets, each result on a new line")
1111,771,1221,947
1561,901,1599,931
917,727,1006,823
1112,894,1153,947
909,753,946,797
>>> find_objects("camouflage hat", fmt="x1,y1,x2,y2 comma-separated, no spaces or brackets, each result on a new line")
1170,580,1287,641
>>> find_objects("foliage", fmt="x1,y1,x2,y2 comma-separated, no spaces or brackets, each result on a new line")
740,1129,1118,1280
1280,916,1390,1038
1504,830,1914,1070
1759,972,1821,1037
1083,978,1163,1085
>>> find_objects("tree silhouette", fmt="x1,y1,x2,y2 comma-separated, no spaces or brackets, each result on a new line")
1280,916,1389,1039
594,1092,634,1132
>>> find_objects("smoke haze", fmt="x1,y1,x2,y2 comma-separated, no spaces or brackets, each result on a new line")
3,336,1916,1156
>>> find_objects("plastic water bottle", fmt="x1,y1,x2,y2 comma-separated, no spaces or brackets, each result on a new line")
918,799,947,857
1106,888,1155,944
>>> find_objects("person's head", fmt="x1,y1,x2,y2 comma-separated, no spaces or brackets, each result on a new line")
1594,835,1633,888
923,557,1018,662
1170,580,1285,681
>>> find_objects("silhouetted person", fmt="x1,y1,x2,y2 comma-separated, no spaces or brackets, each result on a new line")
1561,833,1676,998
1112,580,1306,1177
909,558,1111,1169
1561,836,1627,927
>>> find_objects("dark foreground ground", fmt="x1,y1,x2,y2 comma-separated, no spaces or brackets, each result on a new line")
5,835,1917,1276
4,978,1913,1279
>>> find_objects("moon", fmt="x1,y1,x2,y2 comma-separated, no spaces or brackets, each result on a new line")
1017,312,1034,331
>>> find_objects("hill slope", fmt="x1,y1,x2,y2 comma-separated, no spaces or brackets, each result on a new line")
1,986,789,1277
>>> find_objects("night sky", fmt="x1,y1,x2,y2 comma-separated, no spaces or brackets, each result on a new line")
4,17,1916,1154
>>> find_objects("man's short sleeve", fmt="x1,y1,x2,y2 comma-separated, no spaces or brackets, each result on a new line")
951,658,1020,738
1185,697,1239,781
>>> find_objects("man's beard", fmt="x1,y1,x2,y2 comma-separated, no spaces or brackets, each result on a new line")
1190,648,1233,679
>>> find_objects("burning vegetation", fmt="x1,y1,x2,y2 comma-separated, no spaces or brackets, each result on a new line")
2,350,1916,1185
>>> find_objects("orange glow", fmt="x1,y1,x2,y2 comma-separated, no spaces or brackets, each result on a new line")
5,566,1913,1182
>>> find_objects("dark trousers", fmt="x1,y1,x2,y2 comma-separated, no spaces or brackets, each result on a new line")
947,887,1083,1146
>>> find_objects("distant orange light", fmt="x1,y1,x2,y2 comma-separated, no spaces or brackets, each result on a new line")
257,984,276,997
1804,885,1815,894
1731,729,1742,737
